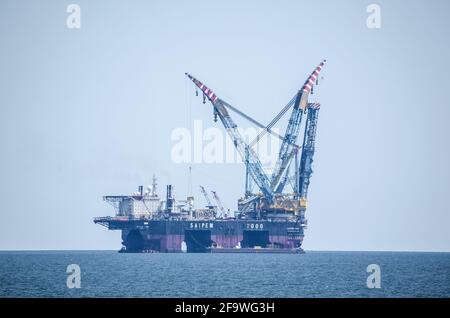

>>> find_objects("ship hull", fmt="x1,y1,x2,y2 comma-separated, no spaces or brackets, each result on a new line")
107,219,304,253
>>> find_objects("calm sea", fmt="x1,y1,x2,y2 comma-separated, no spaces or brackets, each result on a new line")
0,251,449,298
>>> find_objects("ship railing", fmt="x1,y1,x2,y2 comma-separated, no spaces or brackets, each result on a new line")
93,216,131,223
93,216,112,222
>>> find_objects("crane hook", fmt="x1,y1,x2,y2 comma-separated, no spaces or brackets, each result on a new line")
203,94,206,104
195,88,198,96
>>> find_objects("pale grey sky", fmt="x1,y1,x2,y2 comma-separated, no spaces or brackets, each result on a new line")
0,0,449,251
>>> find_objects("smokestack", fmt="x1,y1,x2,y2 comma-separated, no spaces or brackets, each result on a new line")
138,185,143,196
166,185,174,212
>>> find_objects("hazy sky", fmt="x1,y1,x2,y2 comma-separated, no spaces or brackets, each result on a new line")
1,0,449,251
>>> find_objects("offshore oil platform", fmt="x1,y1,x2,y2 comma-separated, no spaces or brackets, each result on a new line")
94,60,326,253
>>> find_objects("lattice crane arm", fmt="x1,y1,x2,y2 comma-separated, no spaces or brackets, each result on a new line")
199,185,214,207
185,73,274,203
211,191,226,216
270,60,326,193
298,103,320,202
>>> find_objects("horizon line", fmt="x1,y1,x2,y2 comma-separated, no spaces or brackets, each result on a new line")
0,249,449,253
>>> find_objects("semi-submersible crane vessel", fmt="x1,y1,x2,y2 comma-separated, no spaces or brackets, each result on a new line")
94,60,326,253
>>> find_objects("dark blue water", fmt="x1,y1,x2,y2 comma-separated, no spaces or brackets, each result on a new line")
0,251,449,297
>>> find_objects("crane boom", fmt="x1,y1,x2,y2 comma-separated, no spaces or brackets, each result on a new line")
186,61,325,207
270,91,304,192
275,103,320,193
211,191,226,217
199,185,214,208
298,103,320,201
270,60,326,193
185,73,274,203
